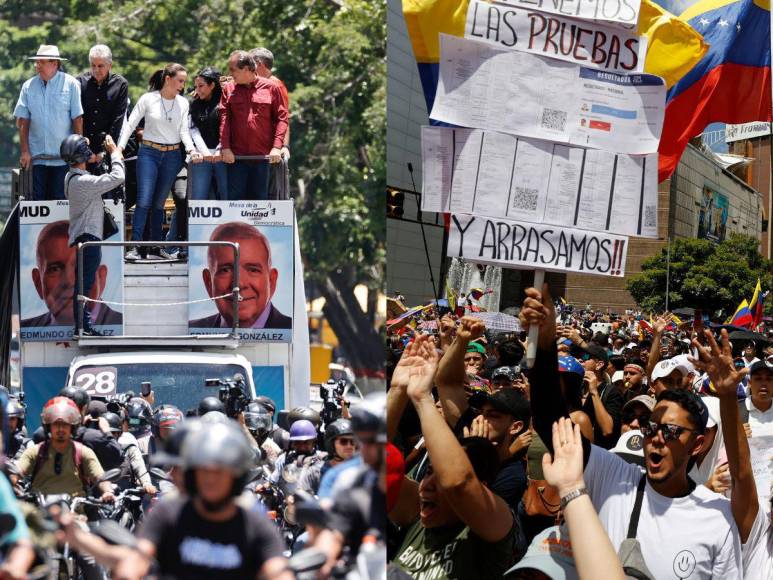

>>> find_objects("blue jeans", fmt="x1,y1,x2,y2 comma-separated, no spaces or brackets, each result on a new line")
190,161,228,200
132,146,183,242
227,160,269,200
32,164,68,200
72,234,102,332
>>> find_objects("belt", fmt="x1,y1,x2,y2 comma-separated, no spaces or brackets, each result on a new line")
141,140,180,152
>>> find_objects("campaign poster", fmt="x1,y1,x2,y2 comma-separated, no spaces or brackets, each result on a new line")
697,186,728,242
19,200,125,341
188,200,294,342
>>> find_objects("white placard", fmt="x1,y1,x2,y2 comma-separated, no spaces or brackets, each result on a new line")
493,0,641,29
749,434,773,513
725,122,771,143
465,0,646,72
431,34,665,155
421,126,658,238
448,213,629,276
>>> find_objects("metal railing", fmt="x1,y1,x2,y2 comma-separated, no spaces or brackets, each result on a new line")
75,240,241,340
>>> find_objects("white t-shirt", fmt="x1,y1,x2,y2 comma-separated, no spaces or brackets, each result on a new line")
689,396,725,486
118,91,194,152
586,445,742,579
742,505,773,579
746,398,773,435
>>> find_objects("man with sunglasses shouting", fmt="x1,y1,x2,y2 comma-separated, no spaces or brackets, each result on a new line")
520,285,741,579
12,396,115,502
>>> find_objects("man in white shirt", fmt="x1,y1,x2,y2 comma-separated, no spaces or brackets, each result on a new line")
521,286,743,579
744,360,773,435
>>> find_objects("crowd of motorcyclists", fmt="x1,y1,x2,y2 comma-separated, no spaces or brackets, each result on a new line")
0,380,386,579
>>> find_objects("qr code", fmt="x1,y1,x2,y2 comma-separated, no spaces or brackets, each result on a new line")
541,108,567,131
644,205,656,228
512,187,539,212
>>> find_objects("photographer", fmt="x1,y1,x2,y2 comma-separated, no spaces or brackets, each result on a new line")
320,380,352,427
60,132,125,336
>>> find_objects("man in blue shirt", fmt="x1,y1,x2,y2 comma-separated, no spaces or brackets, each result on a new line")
14,44,84,200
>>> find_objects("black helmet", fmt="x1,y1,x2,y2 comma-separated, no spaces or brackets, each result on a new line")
288,407,321,429
102,412,123,434
198,396,225,416
182,420,254,496
126,398,152,430
60,134,93,165
5,399,25,419
254,395,276,416
59,386,90,411
244,402,272,437
324,418,354,456
350,391,386,443
200,410,230,425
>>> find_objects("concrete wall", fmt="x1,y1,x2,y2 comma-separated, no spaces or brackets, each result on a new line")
730,135,771,259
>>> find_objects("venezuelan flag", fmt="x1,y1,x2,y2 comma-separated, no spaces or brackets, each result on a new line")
729,299,754,328
658,0,772,181
402,0,707,114
749,279,765,327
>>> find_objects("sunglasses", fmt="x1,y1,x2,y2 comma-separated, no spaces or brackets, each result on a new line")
337,438,355,446
640,421,696,442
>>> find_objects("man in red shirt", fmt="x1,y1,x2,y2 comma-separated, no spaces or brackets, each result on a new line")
219,51,288,200
250,47,290,161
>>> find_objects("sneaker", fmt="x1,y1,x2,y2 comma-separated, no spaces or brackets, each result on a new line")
160,248,179,260
125,247,140,261
79,328,103,337
177,249,188,261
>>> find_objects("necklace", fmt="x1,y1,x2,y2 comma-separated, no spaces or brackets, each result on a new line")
160,96,175,122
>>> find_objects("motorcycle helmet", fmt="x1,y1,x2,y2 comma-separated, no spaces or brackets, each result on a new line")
181,420,254,497
200,410,230,424
350,391,386,443
254,395,276,417
324,418,354,457
198,396,225,416
41,396,81,432
152,404,184,438
152,419,205,468
289,419,317,442
287,407,321,429
6,399,25,421
102,412,123,434
60,134,93,165
126,398,152,431
243,402,272,439
59,386,91,412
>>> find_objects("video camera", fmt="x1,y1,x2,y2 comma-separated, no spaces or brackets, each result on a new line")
320,380,346,426
105,392,133,415
205,374,249,418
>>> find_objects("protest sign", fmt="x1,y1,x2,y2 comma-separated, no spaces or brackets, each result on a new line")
725,121,771,143
421,126,658,238
448,214,629,276
19,201,124,341
431,34,665,155
749,433,773,512
188,200,294,342
465,0,646,72
494,0,641,29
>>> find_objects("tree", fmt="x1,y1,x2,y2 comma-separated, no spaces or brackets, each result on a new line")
627,233,773,318
0,0,386,377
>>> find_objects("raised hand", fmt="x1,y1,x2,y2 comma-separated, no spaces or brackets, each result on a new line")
463,414,491,440
542,417,585,496
457,316,485,343
519,284,556,350
690,329,748,399
653,314,670,334
392,337,423,391
438,314,457,351
406,333,440,401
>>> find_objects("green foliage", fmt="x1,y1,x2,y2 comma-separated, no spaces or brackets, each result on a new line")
627,233,773,318
0,0,385,294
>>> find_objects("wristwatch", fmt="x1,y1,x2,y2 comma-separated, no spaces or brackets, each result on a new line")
559,487,588,510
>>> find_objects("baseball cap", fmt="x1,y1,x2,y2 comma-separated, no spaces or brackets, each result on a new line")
581,343,609,363
611,429,646,466
505,526,578,579
87,400,107,417
651,359,686,382
671,354,696,376
466,342,485,355
700,395,719,429
469,388,528,417
623,395,656,413
749,360,773,376
492,366,519,382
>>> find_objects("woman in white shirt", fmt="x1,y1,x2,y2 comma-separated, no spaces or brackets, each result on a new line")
117,63,201,260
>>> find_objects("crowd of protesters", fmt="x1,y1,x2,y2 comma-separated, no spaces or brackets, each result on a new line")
386,288,773,578
14,42,290,260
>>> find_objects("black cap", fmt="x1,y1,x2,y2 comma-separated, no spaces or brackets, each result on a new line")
492,366,519,381
582,343,609,363
469,388,529,419
749,360,773,376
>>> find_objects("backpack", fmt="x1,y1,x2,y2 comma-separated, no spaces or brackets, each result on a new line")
31,440,89,490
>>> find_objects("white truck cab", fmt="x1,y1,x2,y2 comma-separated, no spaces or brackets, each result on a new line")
65,351,256,416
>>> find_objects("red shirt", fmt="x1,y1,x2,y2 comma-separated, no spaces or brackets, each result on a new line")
219,77,288,156
269,75,289,109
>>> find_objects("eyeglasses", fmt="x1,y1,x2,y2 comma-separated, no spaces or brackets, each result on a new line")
337,438,355,446
640,421,696,442
54,452,63,475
